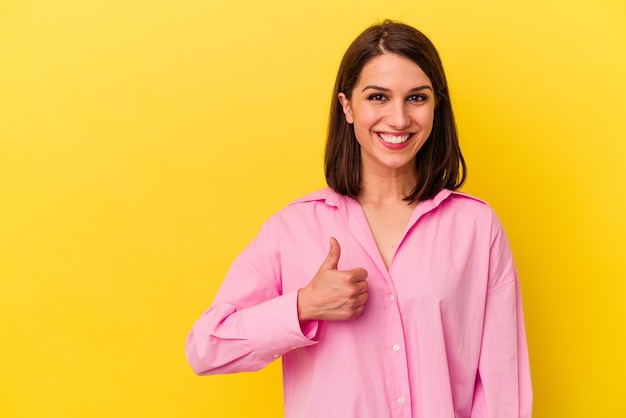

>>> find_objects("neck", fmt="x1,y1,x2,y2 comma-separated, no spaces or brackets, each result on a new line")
358,165,417,205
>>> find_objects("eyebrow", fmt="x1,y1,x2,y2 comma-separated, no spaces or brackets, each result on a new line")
361,85,433,93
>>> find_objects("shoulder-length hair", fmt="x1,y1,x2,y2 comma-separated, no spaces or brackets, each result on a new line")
324,20,466,203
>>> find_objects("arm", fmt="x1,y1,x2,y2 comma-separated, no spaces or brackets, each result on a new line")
473,277,532,417
185,220,368,376
186,289,319,375
472,215,532,417
185,217,319,376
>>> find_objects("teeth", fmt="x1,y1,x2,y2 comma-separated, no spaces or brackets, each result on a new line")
379,133,410,144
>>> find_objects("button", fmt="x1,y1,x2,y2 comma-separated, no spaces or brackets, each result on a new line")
390,294,395,300
393,344,401,351
397,396,406,404
272,353,280,359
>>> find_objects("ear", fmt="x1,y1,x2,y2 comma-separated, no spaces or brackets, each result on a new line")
338,92,354,124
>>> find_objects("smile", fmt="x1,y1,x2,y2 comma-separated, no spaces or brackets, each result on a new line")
378,133,411,144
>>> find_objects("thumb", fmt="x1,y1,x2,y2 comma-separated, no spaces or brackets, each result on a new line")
320,237,341,271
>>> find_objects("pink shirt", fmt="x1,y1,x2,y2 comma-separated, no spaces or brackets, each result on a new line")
186,188,532,417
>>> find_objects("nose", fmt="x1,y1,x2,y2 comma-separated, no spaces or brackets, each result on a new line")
387,100,410,130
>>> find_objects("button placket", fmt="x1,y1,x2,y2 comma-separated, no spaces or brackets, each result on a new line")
384,290,411,416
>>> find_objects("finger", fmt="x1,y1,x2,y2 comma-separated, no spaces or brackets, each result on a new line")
353,299,367,317
320,237,341,271
355,291,369,306
347,267,368,282
356,280,368,294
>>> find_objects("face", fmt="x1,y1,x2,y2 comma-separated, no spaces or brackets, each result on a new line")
338,53,435,176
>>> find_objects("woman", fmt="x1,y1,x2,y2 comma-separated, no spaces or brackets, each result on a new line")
186,20,532,417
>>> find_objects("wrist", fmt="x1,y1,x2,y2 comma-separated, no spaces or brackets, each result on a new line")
297,287,312,323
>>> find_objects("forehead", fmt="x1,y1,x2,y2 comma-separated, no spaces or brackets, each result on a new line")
356,53,432,89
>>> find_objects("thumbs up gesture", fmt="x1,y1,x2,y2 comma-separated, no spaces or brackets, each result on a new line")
297,237,368,322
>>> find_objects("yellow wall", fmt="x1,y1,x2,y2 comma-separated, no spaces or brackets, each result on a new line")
1,0,625,416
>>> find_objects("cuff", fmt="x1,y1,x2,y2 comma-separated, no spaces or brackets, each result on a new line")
240,290,319,362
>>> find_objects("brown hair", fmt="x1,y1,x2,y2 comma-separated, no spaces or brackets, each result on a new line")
324,20,466,203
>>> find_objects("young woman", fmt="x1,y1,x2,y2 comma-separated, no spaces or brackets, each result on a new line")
186,20,532,418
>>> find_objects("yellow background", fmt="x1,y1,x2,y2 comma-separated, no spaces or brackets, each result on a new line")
1,0,625,416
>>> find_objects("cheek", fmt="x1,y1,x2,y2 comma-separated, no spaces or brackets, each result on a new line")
352,108,378,130
352,125,372,148
415,107,435,129
352,120,377,149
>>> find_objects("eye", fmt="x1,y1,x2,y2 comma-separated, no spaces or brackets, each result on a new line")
367,93,389,102
407,94,428,103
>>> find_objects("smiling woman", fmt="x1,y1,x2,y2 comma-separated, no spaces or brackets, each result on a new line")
1,0,625,415
186,20,532,418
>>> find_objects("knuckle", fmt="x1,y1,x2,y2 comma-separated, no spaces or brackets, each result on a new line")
346,287,359,298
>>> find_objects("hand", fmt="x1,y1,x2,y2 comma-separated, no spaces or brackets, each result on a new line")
297,237,368,322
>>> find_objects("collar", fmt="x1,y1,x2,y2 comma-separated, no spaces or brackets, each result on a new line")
288,187,344,208
289,187,484,212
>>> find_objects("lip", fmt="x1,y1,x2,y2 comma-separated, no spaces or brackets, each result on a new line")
377,132,413,149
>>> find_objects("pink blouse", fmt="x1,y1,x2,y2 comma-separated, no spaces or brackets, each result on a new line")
186,188,532,417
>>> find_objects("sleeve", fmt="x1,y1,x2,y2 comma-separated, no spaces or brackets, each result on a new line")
471,212,533,417
185,215,319,376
